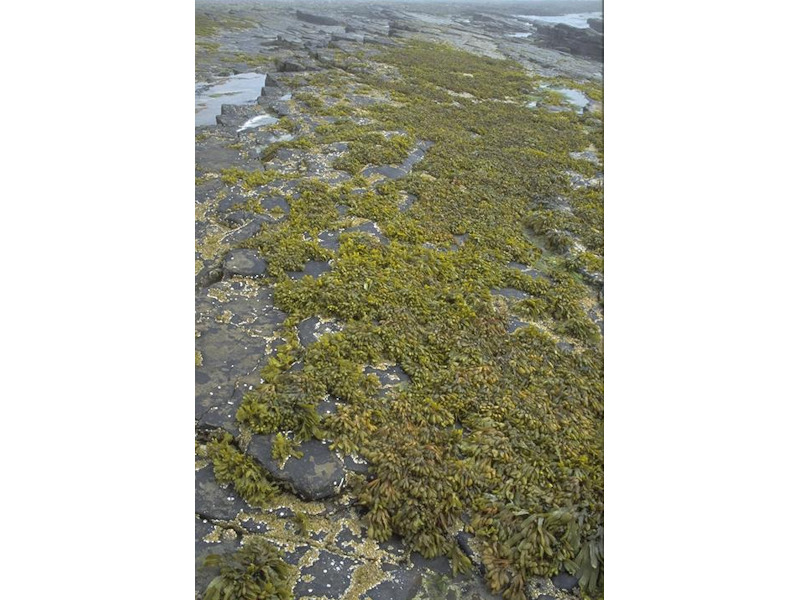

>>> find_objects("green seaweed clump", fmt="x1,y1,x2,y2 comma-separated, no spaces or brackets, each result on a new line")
203,537,293,600
223,39,603,600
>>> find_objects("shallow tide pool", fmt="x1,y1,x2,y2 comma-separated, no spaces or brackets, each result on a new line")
195,72,265,127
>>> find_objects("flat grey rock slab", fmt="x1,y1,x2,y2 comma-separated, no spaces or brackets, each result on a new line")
361,164,407,179
507,318,529,334
195,464,250,520
552,572,579,591
196,385,246,435
287,259,332,280
364,363,410,398
360,564,423,600
398,192,416,212
507,262,541,277
247,436,346,501
195,325,267,422
223,249,267,277
298,316,344,347
221,219,268,244
317,229,341,251
343,221,389,245
260,196,291,213
491,287,530,300
295,550,357,598
296,10,344,27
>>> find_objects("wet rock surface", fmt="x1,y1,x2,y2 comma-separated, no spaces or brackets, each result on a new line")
195,464,250,520
247,436,346,501
222,249,267,277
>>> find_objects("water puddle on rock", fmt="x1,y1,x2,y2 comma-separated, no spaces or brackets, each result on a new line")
529,85,590,112
515,12,602,29
195,72,264,127
552,87,590,109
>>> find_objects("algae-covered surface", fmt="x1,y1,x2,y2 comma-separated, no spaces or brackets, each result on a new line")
196,2,603,599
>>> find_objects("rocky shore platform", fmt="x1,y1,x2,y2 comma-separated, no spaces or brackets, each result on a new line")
196,2,603,599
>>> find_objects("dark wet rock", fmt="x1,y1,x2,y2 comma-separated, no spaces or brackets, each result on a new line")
332,33,363,43
377,534,407,561
400,140,433,169
223,211,257,227
537,23,603,61
248,436,346,501
326,141,349,154
222,249,267,277
217,193,249,214
317,395,339,418
295,550,357,598
536,596,558,600
298,316,344,347
361,564,423,600
557,341,575,354
271,147,307,164
278,59,316,73
552,571,579,591
456,532,482,570
507,262,541,278
342,454,369,474
317,229,341,251
349,94,385,108
196,264,223,290
215,103,253,128
195,464,249,520
196,178,224,204
264,73,287,89
195,325,267,422
588,308,604,336
260,196,290,213
364,363,410,398
268,100,293,116
222,218,273,244
507,318,529,334
398,193,416,212
296,10,344,27
284,544,313,567
287,259,332,280
587,18,604,34
362,164,407,179
197,385,246,435
567,170,602,188
411,552,451,575
389,19,420,33
343,221,389,245
364,36,399,47
334,527,360,552
491,287,530,300
569,150,600,164
196,140,259,172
